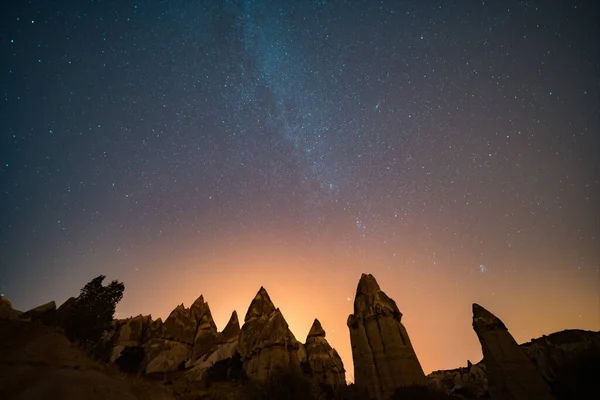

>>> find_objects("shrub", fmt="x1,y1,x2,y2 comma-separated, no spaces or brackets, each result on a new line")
116,346,145,373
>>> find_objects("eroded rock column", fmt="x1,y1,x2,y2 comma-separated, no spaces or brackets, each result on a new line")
472,303,555,400
347,273,425,400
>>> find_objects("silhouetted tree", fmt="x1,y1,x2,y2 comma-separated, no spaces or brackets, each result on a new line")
63,275,124,353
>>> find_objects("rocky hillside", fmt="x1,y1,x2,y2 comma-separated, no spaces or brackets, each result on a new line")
0,318,174,400
427,323,600,399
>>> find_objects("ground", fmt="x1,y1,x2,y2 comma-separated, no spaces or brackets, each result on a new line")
0,319,175,400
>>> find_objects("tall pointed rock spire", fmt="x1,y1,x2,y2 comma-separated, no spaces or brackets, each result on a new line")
238,287,302,380
219,310,240,343
347,273,425,400
244,286,276,322
472,304,555,400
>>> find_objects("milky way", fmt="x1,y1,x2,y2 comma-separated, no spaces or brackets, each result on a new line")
1,0,598,375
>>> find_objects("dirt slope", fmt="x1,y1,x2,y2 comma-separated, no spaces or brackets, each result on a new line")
0,319,175,400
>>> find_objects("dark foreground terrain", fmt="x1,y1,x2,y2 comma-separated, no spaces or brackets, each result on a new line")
0,318,454,400
0,319,175,400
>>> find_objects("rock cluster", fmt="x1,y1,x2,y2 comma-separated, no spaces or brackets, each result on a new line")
305,319,346,387
186,310,240,380
521,329,600,386
238,287,305,380
111,314,152,362
6,273,600,399
426,360,488,398
472,303,555,400
347,273,425,400
114,295,220,374
428,317,600,399
108,286,346,388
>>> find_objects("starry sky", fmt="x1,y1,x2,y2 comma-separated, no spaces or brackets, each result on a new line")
1,0,598,378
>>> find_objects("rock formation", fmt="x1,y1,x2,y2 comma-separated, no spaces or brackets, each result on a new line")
0,296,11,309
521,329,600,387
19,300,56,323
426,360,488,398
112,314,151,361
146,317,163,340
159,304,196,344
187,310,241,380
238,287,304,380
305,319,346,387
0,296,21,320
190,295,218,361
54,297,76,326
219,310,241,343
144,338,191,374
142,295,218,373
427,329,600,399
472,303,554,400
347,273,425,400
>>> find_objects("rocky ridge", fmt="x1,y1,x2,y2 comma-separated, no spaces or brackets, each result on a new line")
105,285,347,389
472,303,555,400
2,273,599,400
427,325,600,399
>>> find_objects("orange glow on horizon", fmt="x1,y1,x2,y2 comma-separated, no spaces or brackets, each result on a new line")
108,237,600,379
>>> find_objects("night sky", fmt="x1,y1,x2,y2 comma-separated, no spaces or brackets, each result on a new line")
1,0,598,378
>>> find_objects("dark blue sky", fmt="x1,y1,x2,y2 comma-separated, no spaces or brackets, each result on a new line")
1,0,598,374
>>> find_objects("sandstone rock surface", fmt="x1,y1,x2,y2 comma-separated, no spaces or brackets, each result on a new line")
238,287,303,380
521,329,600,387
347,273,425,400
427,329,600,399
158,296,218,362
112,314,151,361
219,310,240,343
186,311,241,379
472,303,554,400
190,295,218,361
0,296,21,320
305,319,346,387
140,295,219,373
426,360,488,398
1,296,12,308
146,317,163,340
118,314,151,345
20,300,57,322
144,338,191,374
160,304,196,345
54,297,76,326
